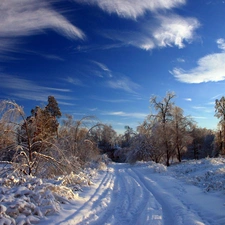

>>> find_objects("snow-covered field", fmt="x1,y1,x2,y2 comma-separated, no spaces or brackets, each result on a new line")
0,158,225,225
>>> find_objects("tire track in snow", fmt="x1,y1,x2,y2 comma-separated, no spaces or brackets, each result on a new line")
131,166,211,225
39,163,224,225
75,164,163,225
113,167,162,225
76,167,118,225
57,168,115,225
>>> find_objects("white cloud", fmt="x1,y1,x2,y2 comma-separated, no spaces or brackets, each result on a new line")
211,93,223,100
74,0,198,51
102,111,147,119
171,38,225,83
103,14,199,51
75,43,126,53
65,76,85,86
74,0,185,19
90,61,112,77
106,76,140,93
192,116,207,120
184,98,192,101
91,96,131,103
192,106,212,113
153,15,200,49
103,30,155,50
91,61,110,72
39,54,64,61
171,52,225,83
177,58,185,63
0,74,72,102
217,38,225,51
0,0,85,54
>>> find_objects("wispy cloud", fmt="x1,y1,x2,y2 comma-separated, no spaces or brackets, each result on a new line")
57,101,76,106
100,99,132,103
192,106,207,110
192,106,212,113
102,111,147,119
191,116,207,120
74,0,185,19
74,1,198,51
90,60,112,78
36,53,64,61
88,108,98,112
102,14,199,51
210,93,224,100
184,98,192,101
64,76,85,86
0,0,85,55
0,74,72,102
177,58,185,63
91,96,132,103
153,14,199,49
106,76,141,93
103,30,155,51
75,43,126,53
171,39,225,83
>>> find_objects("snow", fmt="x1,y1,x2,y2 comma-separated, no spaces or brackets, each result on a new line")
0,157,225,225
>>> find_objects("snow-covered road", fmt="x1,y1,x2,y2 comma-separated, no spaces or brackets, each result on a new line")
40,162,225,225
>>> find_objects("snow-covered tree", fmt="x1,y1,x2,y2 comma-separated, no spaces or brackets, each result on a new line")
58,115,100,167
0,98,74,177
170,106,194,162
150,91,176,166
215,96,225,155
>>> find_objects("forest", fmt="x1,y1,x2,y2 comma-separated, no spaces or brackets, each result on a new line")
1,92,225,224
0,91,224,178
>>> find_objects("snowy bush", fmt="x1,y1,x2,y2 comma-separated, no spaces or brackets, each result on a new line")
170,157,225,193
0,166,97,225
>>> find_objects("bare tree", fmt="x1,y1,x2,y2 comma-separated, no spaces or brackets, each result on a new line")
58,115,100,167
170,106,194,162
215,96,225,155
136,118,164,163
150,91,176,166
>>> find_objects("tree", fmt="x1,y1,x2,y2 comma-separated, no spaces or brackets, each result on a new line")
215,96,225,155
170,106,193,162
126,134,152,164
136,118,164,163
184,126,214,160
0,101,19,161
58,115,100,167
19,96,62,160
31,96,61,138
45,96,62,118
97,125,117,151
0,98,73,177
150,91,176,166
122,126,135,147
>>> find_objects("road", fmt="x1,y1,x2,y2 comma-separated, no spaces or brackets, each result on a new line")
40,163,225,225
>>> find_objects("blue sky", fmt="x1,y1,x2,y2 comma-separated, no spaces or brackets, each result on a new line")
0,0,225,133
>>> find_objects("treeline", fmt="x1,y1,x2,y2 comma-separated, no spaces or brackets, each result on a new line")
114,92,224,165
0,92,224,176
0,96,115,177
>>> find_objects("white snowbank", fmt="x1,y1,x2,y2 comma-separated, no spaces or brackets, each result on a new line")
0,164,104,225
0,157,224,224
169,157,225,193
